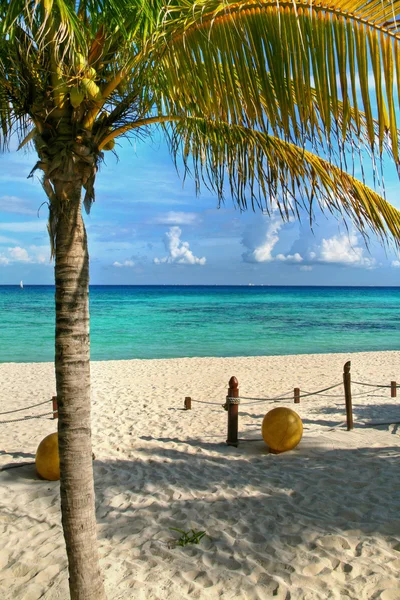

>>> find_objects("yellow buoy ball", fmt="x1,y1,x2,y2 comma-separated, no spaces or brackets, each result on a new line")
35,432,60,481
262,407,303,454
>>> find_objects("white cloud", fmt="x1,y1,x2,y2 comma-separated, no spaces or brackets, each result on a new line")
0,245,50,265
303,232,376,270
242,224,376,271
0,195,37,216
242,217,303,264
276,252,303,263
392,260,400,268
0,221,46,233
113,260,135,268
150,212,201,226
154,226,206,265
316,232,376,268
243,218,281,263
8,246,30,262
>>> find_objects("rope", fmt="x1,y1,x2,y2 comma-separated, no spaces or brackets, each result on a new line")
230,394,293,403
229,382,342,405
231,396,293,406
361,420,400,427
300,392,344,398
301,388,384,399
0,412,55,425
0,399,52,416
190,399,223,406
352,381,399,389
298,382,343,397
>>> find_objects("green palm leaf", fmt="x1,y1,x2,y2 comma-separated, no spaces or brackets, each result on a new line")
165,116,400,246
154,0,400,163
0,0,399,229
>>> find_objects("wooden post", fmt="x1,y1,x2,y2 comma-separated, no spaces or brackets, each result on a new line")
294,388,300,404
184,396,192,410
52,396,58,419
343,361,353,431
390,381,397,398
226,376,239,447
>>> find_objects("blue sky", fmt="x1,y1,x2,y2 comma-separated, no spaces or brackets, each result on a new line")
0,128,399,285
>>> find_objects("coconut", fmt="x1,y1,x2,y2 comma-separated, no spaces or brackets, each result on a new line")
74,52,86,72
103,139,115,151
69,87,85,108
86,66,97,80
82,78,102,101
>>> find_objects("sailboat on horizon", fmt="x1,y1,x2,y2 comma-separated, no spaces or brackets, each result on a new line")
20,280,23,289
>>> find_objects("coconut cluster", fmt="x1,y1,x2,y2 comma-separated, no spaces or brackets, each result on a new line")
68,53,102,107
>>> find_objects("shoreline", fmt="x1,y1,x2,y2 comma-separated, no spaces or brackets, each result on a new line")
2,347,400,366
1,350,399,599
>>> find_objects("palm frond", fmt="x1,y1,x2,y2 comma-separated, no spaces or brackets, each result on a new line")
165,116,400,246
154,0,400,167
1,0,399,248
0,0,164,144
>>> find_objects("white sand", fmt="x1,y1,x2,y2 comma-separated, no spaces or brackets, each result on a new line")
0,351,399,600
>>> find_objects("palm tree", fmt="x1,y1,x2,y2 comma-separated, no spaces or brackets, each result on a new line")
1,0,399,598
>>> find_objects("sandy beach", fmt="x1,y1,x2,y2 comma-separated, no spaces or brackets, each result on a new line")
0,351,399,600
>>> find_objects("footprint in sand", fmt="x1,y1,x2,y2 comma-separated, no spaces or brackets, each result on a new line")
317,535,351,551
193,571,214,588
302,560,328,576
10,561,34,578
256,573,287,600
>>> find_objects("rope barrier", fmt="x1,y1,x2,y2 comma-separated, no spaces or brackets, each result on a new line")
220,363,398,444
0,399,51,416
0,412,56,425
352,381,400,389
190,399,223,406
297,382,343,398
227,382,343,405
230,394,293,403
224,380,396,406
300,387,385,399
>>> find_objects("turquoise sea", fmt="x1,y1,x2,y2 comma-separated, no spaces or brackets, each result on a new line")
0,286,399,363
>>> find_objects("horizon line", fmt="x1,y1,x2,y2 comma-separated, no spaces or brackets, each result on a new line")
1,284,400,289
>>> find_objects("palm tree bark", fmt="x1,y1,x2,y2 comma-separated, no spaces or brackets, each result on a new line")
54,178,106,600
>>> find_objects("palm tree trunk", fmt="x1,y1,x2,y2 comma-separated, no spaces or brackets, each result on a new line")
54,178,106,600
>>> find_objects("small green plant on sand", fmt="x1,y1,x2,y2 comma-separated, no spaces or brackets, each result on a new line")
169,528,206,547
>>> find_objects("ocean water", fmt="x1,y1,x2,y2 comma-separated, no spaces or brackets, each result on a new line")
0,285,399,363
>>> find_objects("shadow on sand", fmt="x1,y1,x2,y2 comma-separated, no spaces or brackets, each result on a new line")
92,439,400,545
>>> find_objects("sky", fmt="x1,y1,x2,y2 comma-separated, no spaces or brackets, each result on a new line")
0,129,399,286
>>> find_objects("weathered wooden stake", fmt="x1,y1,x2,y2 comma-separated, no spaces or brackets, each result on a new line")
226,376,239,447
294,388,300,404
391,381,397,398
343,361,353,431
184,396,192,410
52,395,58,419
